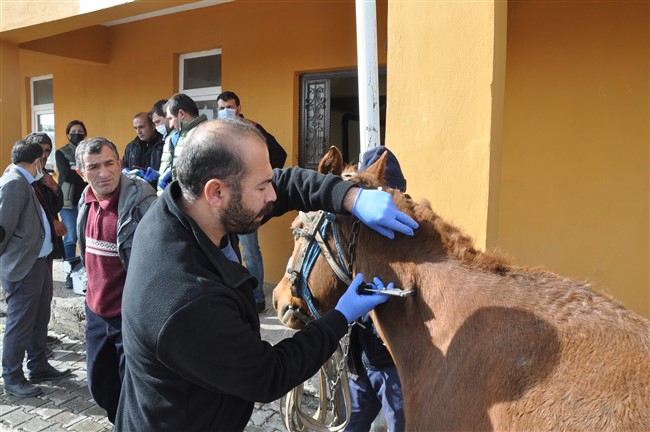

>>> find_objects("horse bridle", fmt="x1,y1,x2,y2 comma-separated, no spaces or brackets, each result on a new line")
287,210,361,320
282,210,360,432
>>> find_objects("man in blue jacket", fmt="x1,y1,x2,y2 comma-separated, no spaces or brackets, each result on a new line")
116,119,418,431
346,146,409,432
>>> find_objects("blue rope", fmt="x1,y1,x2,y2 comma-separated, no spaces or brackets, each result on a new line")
327,213,349,272
298,212,353,321
299,217,331,319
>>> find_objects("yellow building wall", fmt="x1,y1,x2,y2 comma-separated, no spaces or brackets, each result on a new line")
13,0,388,284
386,0,506,250
5,0,647,318
1,0,79,33
387,0,648,318
500,1,649,317
0,40,22,167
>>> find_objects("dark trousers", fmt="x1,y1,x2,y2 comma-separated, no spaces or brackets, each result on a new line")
346,365,406,432
85,303,124,424
2,258,51,385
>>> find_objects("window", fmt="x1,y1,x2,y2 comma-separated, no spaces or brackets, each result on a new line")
179,49,222,121
31,75,55,170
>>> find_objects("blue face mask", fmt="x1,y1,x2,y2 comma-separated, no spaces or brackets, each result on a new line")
218,108,238,119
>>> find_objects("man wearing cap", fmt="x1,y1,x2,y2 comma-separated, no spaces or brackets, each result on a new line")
346,146,407,432
0,140,71,398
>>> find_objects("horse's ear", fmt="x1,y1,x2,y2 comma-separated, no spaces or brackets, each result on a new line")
318,146,344,175
361,150,388,184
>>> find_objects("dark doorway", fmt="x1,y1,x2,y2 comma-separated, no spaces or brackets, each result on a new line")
298,69,387,169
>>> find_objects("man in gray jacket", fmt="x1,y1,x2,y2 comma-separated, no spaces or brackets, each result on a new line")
75,137,157,423
1,140,71,398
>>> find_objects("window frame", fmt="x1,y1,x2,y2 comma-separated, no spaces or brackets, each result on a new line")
30,74,56,169
178,48,222,101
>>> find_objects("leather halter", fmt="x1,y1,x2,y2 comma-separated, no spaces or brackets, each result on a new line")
287,211,359,320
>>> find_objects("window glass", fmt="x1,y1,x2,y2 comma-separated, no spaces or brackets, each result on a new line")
33,78,53,105
183,54,221,90
35,112,56,169
179,49,222,120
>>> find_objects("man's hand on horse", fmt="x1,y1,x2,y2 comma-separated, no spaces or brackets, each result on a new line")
346,188,418,239
335,274,392,323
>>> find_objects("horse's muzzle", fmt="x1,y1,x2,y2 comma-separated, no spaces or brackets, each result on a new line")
279,304,310,329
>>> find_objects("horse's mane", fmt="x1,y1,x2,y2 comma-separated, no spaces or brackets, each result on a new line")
350,167,513,276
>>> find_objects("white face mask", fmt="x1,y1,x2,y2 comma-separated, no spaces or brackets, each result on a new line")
34,162,44,182
218,108,238,119
155,124,167,135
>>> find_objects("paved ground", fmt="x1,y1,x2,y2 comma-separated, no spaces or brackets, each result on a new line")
0,259,303,432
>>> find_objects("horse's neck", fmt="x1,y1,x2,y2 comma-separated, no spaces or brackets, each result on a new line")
371,262,500,378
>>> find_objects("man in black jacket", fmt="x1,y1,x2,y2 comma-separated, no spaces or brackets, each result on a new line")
116,118,418,431
25,133,66,267
121,112,165,187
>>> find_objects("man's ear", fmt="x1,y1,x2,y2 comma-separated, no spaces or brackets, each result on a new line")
76,169,87,182
204,178,227,208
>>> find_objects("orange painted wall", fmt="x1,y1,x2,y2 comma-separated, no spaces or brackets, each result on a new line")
0,40,22,166
499,1,649,317
385,0,648,318
15,0,388,284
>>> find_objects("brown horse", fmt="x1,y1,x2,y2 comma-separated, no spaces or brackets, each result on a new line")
273,147,650,431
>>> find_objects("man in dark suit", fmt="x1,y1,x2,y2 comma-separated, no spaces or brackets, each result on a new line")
216,91,288,312
0,140,71,398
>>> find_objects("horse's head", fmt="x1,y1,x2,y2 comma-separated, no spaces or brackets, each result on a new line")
273,146,406,329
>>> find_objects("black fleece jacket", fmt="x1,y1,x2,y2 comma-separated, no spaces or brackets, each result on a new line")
116,167,356,432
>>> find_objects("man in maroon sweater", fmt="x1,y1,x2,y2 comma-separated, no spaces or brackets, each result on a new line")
75,137,156,423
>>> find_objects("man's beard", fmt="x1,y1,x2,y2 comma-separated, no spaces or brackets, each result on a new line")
221,186,273,234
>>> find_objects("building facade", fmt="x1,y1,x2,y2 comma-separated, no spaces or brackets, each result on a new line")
1,0,647,317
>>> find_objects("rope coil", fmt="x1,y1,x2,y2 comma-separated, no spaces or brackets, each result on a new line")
280,332,353,432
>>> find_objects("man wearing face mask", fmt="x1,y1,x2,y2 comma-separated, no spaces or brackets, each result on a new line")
121,112,165,187
150,99,169,141
55,120,89,288
157,93,207,196
216,91,287,313
1,140,72,398
25,132,67,298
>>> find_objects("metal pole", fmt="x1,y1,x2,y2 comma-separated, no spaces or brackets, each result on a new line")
355,0,381,161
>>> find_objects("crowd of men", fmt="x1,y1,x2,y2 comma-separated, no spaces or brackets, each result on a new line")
0,90,417,431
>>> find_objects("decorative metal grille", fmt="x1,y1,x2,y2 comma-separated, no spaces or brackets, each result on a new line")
299,78,330,169
298,69,386,169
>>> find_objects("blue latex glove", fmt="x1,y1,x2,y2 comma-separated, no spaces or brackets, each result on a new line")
142,167,159,183
351,189,419,239
335,274,391,323
121,168,131,176
158,169,172,190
